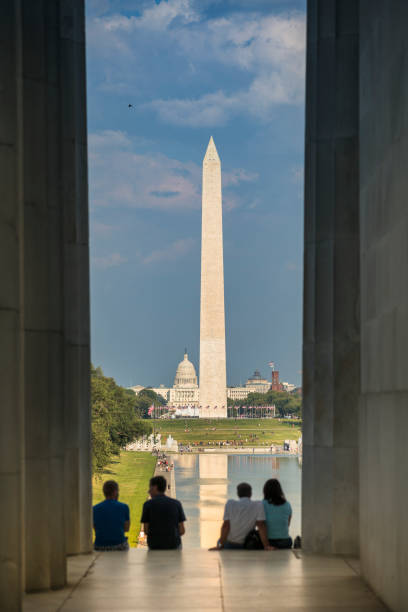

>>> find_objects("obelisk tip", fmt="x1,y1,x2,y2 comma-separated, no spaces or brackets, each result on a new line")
204,136,220,161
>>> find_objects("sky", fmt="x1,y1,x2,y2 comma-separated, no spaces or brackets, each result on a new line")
86,0,306,389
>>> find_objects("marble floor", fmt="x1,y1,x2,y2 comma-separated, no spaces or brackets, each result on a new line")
23,549,387,611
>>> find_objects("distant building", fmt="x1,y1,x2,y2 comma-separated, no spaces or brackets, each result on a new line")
281,381,296,393
129,384,145,395
245,370,271,394
227,369,271,401
227,386,249,401
271,370,283,391
151,352,200,408
132,357,292,407
132,352,200,407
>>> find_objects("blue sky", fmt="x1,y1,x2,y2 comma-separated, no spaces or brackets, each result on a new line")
86,0,306,389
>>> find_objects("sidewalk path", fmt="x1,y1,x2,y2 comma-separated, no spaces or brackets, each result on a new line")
153,458,176,497
24,549,387,611
137,457,177,548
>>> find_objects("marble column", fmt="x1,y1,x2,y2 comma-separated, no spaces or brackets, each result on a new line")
302,0,360,555
0,4,25,609
23,0,67,590
60,1,92,556
0,0,91,600
359,2,408,608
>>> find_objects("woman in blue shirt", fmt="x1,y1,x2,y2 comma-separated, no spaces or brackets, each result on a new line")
263,478,292,549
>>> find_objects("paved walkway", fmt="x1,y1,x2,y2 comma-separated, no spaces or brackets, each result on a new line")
24,549,387,611
153,461,176,496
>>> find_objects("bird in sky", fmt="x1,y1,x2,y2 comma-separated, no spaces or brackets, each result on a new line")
128,103,133,108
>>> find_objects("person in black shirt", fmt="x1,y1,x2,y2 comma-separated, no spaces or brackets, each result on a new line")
141,476,186,549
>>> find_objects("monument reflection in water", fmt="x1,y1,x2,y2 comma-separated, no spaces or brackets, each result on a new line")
174,454,301,549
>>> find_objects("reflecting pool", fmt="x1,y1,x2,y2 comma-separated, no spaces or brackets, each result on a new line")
174,454,301,548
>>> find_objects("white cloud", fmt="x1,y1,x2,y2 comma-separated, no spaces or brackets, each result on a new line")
87,2,306,126
247,198,260,210
285,261,300,272
148,91,236,127
223,168,258,187
89,130,132,149
98,0,199,33
92,252,128,269
87,0,199,61
89,130,257,212
86,0,112,17
92,221,117,236
291,165,304,184
223,194,239,212
148,9,306,127
89,130,200,211
158,9,306,125
143,238,195,265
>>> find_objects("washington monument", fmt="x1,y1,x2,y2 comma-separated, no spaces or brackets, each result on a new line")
199,137,227,418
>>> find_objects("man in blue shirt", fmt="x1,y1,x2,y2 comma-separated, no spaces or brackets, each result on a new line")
93,480,130,551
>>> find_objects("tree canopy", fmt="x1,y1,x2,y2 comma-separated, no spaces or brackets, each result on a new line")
133,387,167,418
91,365,153,473
228,389,301,417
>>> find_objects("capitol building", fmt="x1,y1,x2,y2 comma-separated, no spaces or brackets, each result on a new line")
152,351,199,407
131,351,272,407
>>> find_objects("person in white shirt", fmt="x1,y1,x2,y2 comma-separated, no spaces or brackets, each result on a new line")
209,482,270,550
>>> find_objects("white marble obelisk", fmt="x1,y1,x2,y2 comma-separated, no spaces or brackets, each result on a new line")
199,137,227,418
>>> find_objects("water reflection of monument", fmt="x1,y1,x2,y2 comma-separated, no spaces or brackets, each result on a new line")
176,453,196,471
199,454,228,548
271,456,280,471
173,453,302,546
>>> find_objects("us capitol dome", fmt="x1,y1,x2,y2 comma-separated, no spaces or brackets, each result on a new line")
174,351,198,388
150,350,200,407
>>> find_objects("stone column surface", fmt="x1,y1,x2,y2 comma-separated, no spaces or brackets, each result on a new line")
0,0,91,605
23,0,67,591
199,137,227,418
0,3,25,610
302,0,360,555
60,0,92,557
359,2,408,609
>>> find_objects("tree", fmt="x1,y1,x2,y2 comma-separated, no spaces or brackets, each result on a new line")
134,387,167,419
91,365,153,473
264,390,302,417
230,388,302,418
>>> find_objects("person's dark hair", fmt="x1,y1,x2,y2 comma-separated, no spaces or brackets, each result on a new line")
263,478,286,505
103,480,119,498
150,475,167,493
237,482,252,498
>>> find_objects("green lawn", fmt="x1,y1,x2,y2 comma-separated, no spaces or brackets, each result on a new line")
152,418,301,447
93,451,156,547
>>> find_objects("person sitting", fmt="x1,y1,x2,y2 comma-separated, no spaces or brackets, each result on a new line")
93,480,130,551
141,476,186,550
262,478,293,549
210,482,270,550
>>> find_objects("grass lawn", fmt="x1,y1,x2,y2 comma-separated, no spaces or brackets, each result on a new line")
93,451,156,548
152,418,301,447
